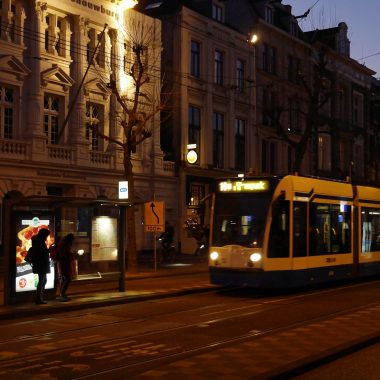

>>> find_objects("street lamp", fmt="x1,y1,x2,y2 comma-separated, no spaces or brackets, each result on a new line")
250,33,258,45
248,32,260,174
119,0,138,11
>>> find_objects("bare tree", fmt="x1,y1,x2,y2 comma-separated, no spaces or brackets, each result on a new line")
92,18,166,273
263,48,334,174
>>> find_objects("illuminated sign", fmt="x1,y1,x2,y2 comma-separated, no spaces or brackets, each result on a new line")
219,180,269,193
118,181,129,199
186,150,198,164
15,215,55,293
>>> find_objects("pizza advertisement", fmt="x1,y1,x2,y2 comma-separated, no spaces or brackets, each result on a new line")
15,215,56,293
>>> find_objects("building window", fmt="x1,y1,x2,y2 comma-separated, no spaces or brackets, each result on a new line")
87,28,106,68
354,143,364,176
55,17,67,57
235,118,245,170
236,59,245,92
269,46,276,74
0,1,17,42
261,140,277,174
85,102,102,151
317,134,331,171
353,92,364,127
287,55,293,81
339,89,346,121
213,112,224,168
45,15,50,52
0,85,13,139
189,184,205,207
95,31,105,68
188,105,200,162
43,94,60,144
264,6,274,24
288,97,300,133
263,44,276,74
212,3,224,22
44,13,67,56
191,40,200,78
214,50,224,85
262,88,276,126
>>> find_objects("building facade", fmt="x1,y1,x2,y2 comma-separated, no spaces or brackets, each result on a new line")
139,0,379,254
0,0,177,269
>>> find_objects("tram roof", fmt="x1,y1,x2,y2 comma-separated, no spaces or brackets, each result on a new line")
355,185,380,204
281,175,353,198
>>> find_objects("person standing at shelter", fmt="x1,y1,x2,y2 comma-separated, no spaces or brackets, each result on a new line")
55,233,75,302
31,228,51,305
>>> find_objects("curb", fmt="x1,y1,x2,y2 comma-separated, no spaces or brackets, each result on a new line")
0,284,214,321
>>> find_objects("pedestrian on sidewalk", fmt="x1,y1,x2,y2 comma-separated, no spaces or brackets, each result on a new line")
31,228,51,305
55,233,76,302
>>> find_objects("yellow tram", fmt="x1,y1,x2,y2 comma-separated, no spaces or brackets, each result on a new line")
208,175,380,288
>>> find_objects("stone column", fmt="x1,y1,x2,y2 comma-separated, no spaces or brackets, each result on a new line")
108,28,124,170
26,2,47,161
69,15,90,165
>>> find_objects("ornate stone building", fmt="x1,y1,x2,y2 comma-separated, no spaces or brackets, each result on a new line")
0,1,176,269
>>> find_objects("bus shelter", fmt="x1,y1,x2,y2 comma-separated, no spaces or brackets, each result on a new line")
2,194,130,305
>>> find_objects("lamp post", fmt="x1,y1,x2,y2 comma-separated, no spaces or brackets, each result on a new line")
248,33,260,174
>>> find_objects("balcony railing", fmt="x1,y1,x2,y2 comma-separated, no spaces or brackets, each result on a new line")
1,138,176,176
0,139,27,158
48,145,73,162
90,150,114,168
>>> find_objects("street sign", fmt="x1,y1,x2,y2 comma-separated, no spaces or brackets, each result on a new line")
144,201,165,232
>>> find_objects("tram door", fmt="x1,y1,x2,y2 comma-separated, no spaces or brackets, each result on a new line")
292,202,307,258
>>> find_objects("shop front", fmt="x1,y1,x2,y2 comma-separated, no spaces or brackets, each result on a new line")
3,194,129,305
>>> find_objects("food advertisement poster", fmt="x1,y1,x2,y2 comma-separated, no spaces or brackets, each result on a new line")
15,215,55,293
91,217,118,261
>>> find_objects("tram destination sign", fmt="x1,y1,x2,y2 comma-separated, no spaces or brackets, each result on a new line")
219,180,270,193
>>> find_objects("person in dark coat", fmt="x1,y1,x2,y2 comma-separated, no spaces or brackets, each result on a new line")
55,233,75,302
31,228,51,304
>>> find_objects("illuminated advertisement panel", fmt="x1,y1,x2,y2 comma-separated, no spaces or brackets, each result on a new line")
91,217,118,262
15,215,55,293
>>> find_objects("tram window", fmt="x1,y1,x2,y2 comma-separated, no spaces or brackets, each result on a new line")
212,195,270,247
361,208,380,252
268,200,289,258
310,203,351,255
293,202,307,257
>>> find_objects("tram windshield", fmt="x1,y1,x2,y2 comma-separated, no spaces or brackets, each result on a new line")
212,194,271,247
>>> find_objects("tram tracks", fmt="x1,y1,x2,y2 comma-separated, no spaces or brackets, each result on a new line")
1,279,380,347
1,281,380,378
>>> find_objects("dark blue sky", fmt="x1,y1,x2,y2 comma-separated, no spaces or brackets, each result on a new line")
285,0,380,77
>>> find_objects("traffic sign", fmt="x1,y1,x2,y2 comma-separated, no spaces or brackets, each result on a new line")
144,201,165,232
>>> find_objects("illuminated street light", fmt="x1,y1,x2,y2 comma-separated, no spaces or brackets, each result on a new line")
250,33,258,45
119,0,138,11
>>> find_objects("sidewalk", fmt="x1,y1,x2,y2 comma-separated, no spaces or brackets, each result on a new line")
0,254,211,321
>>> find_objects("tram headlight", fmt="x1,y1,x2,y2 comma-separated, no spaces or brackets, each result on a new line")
249,253,262,262
210,251,219,261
